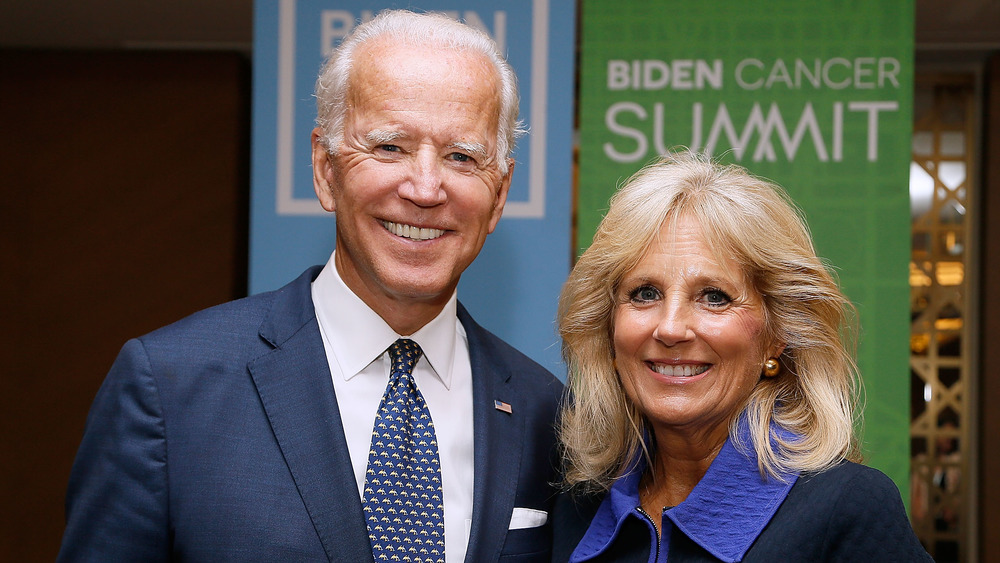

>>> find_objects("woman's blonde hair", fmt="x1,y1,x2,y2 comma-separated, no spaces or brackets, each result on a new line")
558,152,861,492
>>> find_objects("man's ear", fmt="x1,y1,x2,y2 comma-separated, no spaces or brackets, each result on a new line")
487,159,514,234
311,127,337,212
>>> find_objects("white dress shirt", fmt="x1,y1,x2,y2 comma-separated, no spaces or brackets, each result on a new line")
311,254,475,563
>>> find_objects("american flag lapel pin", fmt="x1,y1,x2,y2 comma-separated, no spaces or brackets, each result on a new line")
494,399,512,414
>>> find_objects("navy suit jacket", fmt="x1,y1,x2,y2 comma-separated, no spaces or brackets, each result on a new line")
59,267,564,562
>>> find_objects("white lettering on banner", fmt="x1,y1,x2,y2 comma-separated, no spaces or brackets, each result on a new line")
607,57,900,91
602,100,899,163
848,101,899,161
734,57,901,90
320,10,508,54
320,10,374,54
604,102,648,162
607,59,723,90
694,102,830,161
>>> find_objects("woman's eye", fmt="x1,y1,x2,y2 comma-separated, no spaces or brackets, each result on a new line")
701,288,732,307
628,285,660,304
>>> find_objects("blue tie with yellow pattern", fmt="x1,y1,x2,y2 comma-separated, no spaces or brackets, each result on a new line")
362,339,445,562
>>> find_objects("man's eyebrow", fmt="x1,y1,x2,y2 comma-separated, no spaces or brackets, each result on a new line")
365,129,404,145
364,132,489,161
449,141,487,158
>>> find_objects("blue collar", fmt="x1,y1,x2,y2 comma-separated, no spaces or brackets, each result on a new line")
571,422,798,563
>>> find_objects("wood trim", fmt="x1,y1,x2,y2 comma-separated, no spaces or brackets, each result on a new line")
978,51,1000,563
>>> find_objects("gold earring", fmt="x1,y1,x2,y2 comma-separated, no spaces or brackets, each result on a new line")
763,358,781,378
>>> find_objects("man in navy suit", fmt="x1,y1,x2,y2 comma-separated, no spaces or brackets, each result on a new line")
59,10,562,562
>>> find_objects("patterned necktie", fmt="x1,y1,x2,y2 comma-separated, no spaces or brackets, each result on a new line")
362,339,445,562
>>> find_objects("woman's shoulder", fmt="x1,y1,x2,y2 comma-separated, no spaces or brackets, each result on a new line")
551,489,606,555
794,460,901,503
758,461,932,561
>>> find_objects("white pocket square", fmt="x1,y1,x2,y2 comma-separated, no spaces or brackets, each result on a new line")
508,507,548,530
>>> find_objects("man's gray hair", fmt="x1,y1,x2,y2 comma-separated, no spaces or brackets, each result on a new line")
314,10,525,176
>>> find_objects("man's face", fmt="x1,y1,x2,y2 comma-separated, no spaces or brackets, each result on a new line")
312,40,511,328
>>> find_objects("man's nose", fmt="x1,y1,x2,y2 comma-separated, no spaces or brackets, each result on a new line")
399,151,447,206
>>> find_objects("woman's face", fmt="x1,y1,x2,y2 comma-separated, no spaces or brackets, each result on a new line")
613,214,782,440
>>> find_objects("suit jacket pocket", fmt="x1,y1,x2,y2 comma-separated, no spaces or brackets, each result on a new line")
499,523,552,562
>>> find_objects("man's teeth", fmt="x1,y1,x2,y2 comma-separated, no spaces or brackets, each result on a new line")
651,363,709,377
381,220,444,241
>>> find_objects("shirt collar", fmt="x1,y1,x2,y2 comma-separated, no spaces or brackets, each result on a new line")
311,252,459,389
666,420,798,562
568,463,647,563
571,419,798,563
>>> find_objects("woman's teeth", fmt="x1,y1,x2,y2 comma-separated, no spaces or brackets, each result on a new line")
650,363,709,377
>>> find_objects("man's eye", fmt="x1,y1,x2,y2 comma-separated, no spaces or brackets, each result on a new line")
376,144,401,153
448,152,474,163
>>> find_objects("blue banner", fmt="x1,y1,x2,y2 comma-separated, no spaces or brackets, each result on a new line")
251,0,575,374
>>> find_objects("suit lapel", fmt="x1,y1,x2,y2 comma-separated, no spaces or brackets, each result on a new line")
248,268,374,563
459,304,523,562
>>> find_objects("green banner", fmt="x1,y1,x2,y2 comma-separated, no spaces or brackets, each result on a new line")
578,1,914,498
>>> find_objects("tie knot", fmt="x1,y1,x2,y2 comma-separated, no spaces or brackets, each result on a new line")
388,338,423,376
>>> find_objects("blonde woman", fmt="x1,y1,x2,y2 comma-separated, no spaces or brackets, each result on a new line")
552,153,929,562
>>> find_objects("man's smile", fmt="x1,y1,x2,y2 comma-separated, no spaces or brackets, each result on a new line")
380,219,445,241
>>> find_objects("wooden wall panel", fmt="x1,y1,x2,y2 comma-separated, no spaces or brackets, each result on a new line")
0,50,249,561
980,51,1000,563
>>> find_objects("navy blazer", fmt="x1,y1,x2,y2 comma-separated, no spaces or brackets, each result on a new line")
59,267,564,562
552,461,932,562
